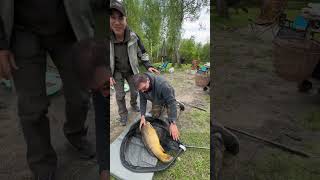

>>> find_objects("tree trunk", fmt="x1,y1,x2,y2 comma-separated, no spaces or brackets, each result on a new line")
176,45,181,66
215,0,229,18
150,41,153,63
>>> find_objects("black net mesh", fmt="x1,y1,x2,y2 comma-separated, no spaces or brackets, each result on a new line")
120,117,183,173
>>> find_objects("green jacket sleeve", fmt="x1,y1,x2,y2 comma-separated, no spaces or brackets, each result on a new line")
136,35,153,70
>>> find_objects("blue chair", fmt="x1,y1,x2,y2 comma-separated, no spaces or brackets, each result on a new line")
158,61,169,72
292,16,309,31
277,14,311,40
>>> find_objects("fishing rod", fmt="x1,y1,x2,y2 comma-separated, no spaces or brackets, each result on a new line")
184,144,210,150
178,140,210,151
225,126,311,158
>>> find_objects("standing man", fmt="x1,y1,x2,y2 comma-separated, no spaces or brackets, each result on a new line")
133,72,180,141
0,1,105,179
71,38,109,180
110,0,160,126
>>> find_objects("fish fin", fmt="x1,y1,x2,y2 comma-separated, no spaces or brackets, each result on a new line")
160,145,165,152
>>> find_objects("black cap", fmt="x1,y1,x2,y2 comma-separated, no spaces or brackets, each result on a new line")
110,0,126,16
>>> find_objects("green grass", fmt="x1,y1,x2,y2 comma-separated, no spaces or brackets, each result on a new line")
302,110,320,131
244,149,320,180
153,97,210,179
153,131,210,180
183,109,210,133
241,105,320,180
212,8,260,29
212,6,304,30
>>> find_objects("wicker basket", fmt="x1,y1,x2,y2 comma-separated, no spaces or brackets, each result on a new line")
195,72,210,87
273,37,320,82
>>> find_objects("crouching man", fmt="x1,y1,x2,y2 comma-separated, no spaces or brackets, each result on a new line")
133,73,180,141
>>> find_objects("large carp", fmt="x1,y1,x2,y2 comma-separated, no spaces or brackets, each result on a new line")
141,122,173,163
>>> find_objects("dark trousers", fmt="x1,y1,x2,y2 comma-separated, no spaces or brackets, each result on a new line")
11,28,90,176
113,71,138,118
92,92,109,174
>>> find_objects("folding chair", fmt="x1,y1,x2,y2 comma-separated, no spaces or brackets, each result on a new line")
276,15,311,40
157,61,169,72
249,0,288,38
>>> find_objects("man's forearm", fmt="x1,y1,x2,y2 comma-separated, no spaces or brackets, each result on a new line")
142,60,153,70
136,35,153,70
140,95,147,116
167,101,177,123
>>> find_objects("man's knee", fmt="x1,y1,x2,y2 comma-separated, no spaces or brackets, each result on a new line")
64,89,90,106
17,95,49,121
115,91,126,101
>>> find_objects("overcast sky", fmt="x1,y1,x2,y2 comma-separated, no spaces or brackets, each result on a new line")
181,7,210,44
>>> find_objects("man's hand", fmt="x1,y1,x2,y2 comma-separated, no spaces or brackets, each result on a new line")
110,77,116,86
169,122,180,141
0,50,18,80
139,115,146,130
148,67,160,75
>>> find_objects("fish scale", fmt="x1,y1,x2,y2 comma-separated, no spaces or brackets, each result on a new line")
141,122,173,163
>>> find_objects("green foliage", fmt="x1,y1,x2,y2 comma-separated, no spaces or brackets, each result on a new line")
212,0,306,29
142,0,162,60
200,42,210,63
179,37,210,63
179,37,198,63
123,0,209,64
123,0,146,42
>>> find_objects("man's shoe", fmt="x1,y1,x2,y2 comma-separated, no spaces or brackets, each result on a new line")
65,128,96,159
119,116,127,126
35,172,55,180
131,105,140,112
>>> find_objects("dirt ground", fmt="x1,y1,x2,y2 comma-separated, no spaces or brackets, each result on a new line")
0,77,100,180
213,27,320,179
110,71,210,142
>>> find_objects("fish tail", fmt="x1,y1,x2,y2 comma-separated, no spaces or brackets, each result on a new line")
160,153,173,163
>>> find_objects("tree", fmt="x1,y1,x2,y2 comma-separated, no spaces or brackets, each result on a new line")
200,42,210,63
123,0,146,42
163,0,208,65
122,0,208,65
179,38,196,64
142,0,162,62
179,37,209,64
215,0,229,18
